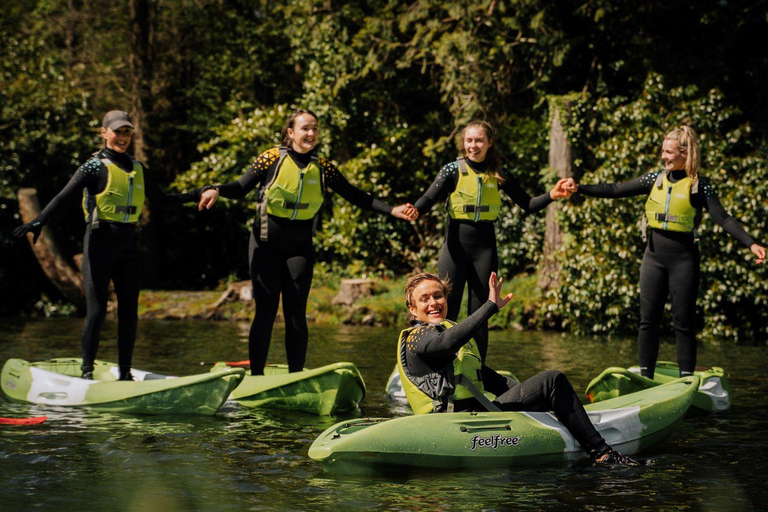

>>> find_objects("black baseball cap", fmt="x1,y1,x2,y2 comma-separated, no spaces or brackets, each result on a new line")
102,111,134,131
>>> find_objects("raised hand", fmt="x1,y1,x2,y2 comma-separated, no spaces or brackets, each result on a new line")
198,188,220,211
12,220,43,244
751,243,766,264
392,203,419,221
488,271,514,310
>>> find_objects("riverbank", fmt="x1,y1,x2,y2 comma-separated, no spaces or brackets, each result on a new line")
136,274,543,329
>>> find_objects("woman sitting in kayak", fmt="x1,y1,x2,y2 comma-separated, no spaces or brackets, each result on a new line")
398,271,638,465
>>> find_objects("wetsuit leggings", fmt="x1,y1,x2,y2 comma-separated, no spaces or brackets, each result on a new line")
493,370,610,457
438,220,497,361
637,230,700,379
247,219,314,375
80,223,140,376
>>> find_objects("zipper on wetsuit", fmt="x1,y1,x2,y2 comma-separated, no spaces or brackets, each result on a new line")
125,175,134,223
475,175,483,222
663,185,672,230
292,170,306,220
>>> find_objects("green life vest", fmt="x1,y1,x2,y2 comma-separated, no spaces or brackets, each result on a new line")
448,158,502,222
643,171,699,238
82,157,145,224
258,147,325,240
397,320,486,414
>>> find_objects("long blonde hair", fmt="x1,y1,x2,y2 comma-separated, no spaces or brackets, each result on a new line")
460,121,504,184
664,126,699,183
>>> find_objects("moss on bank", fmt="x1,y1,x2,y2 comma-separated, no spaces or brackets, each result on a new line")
136,274,543,328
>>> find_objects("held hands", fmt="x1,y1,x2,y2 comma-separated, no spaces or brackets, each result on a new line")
12,220,43,244
751,244,766,264
392,203,419,221
488,271,514,311
198,188,220,211
550,178,578,200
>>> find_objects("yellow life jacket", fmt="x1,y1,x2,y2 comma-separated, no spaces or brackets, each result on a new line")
258,147,325,240
82,156,144,224
642,171,699,240
448,158,502,221
396,320,486,414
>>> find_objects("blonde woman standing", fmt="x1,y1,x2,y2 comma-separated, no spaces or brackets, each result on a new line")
570,126,765,378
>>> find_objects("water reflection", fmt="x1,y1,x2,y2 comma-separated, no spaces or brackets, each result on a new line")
1,318,767,510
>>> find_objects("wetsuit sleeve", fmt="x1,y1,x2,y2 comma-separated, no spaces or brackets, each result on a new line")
577,172,657,198
207,148,278,199
34,158,102,225
143,168,196,208
413,162,457,213
321,158,393,214
499,170,553,213
697,179,756,248
407,301,499,358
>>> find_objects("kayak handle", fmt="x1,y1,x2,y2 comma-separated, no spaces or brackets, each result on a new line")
460,425,512,433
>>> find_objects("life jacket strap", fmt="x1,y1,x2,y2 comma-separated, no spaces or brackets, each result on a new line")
114,205,139,215
462,205,491,213
455,375,502,412
283,201,310,210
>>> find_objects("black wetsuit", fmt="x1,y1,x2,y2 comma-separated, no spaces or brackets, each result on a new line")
403,301,611,458
211,147,394,374
414,160,553,360
579,170,756,377
31,148,193,377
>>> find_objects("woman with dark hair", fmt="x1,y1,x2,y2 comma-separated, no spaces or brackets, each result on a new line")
198,109,416,374
398,270,638,464
13,110,195,380
568,126,765,378
410,121,572,361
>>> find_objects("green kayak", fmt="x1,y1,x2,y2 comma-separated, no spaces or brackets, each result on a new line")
585,361,730,413
1,358,244,415
212,361,366,415
309,376,698,474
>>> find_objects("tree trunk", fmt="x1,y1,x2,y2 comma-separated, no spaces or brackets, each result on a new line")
333,279,375,306
17,189,86,313
130,0,159,284
538,101,574,291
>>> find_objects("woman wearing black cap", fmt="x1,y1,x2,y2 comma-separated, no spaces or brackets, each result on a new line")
13,111,195,380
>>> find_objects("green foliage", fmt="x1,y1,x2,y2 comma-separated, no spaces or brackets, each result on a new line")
552,74,768,340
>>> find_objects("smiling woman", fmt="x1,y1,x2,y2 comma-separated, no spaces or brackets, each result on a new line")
409,121,574,362
569,125,766,379
193,109,417,376
396,271,640,465
11,110,197,380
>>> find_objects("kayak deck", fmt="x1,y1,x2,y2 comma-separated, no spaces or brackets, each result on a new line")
586,361,730,413
1,358,245,415
213,361,366,415
309,376,698,474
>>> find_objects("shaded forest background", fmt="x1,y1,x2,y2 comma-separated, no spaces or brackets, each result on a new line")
2,0,766,339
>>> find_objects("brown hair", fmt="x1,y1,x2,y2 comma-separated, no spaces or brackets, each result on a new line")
404,272,452,308
460,121,504,184
664,126,700,184
281,109,318,147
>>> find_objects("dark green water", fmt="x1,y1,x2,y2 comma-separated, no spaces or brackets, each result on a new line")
1,317,766,511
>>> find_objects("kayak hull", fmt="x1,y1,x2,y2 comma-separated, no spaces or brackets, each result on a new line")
215,362,366,415
586,361,730,413
1,358,245,415
309,376,698,474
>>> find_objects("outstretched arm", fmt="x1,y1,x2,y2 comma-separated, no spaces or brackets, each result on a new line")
576,172,657,198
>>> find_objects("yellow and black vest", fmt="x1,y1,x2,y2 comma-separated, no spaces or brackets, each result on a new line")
642,170,699,241
258,147,325,240
82,157,144,224
397,320,485,414
448,158,502,222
